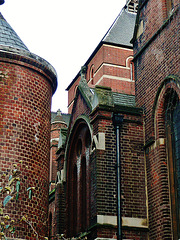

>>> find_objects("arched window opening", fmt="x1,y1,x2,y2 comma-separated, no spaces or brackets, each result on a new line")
130,61,134,81
85,131,91,149
73,165,77,236
91,68,94,85
81,157,87,232
66,119,92,237
165,88,180,239
89,65,94,85
77,139,82,157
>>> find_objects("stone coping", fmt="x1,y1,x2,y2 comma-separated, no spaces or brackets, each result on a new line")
0,45,57,94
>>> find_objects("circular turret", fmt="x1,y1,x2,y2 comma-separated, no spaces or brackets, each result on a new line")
0,10,57,239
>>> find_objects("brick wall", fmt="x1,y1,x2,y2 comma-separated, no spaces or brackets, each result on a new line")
0,54,56,239
67,44,134,113
50,121,67,187
64,78,148,238
133,0,179,238
90,107,147,239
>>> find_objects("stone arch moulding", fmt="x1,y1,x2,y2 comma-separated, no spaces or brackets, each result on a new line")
63,115,93,182
126,56,134,81
152,75,180,141
126,55,134,68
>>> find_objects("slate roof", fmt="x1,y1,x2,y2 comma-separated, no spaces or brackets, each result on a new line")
66,5,137,91
0,13,57,94
102,8,136,47
0,12,29,51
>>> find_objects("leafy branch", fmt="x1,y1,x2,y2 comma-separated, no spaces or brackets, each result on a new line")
0,161,37,239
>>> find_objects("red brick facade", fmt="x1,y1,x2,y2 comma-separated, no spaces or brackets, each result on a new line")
63,83,148,239
67,44,135,114
51,1,179,239
0,48,57,239
51,2,148,239
49,111,69,239
133,0,180,239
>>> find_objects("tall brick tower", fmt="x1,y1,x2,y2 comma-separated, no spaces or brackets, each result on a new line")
0,4,57,239
132,0,180,238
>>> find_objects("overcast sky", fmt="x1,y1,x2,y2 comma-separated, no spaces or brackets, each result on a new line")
1,0,126,113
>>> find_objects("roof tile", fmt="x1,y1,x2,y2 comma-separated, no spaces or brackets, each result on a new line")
103,8,136,47
0,12,29,51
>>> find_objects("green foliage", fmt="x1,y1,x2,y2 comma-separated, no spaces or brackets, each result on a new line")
0,161,37,239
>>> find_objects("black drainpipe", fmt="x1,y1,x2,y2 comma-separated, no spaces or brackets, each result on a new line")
112,113,124,240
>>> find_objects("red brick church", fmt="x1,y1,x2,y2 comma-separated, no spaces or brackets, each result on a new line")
0,0,179,239
49,0,180,239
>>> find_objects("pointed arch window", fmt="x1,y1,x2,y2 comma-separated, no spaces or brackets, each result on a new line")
66,120,92,237
81,157,87,232
165,89,180,239
73,165,77,236
90,65,95,85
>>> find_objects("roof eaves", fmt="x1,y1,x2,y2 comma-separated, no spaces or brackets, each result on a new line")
102,41,133,49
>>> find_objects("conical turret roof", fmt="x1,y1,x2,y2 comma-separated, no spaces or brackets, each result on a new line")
0,12,57,94
0,12,29,51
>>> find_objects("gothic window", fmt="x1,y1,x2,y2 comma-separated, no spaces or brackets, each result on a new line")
85,130,91,148
130,62,134,81
90,65,94,85
77,139,82,157
165,89,180,239
81,157,87,232
73,165,77,236
66,120,91,237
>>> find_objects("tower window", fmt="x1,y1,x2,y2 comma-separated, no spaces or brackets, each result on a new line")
165,89,180,239
130,62,134,81
81,157,87,232
89,65,95,85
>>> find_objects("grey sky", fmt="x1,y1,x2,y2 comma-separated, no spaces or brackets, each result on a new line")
1,0,126,112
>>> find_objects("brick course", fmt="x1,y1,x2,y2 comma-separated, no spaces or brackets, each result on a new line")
64,86,148,239
67,44,135,113
133,0,180,238
0,53,57,239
